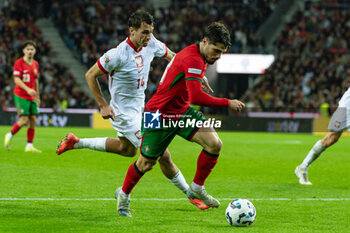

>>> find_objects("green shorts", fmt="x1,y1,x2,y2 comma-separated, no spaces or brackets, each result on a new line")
141,107,206,159
14,94,39,116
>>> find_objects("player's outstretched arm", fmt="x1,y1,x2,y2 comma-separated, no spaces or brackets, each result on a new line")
186,79,229,107
164,48,176,62
85,63,116,120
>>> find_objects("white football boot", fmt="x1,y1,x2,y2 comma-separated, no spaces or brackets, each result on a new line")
295,165,312,185
189,186,220,208
115,187,132,217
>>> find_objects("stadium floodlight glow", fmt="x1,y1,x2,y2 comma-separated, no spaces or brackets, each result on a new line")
216,54,275,74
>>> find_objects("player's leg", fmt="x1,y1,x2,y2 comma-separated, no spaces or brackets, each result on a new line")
5,95,30,149
56,134,138,157
4,116,28,149
295,131,342,184
25,114,41,152
115,155,158,217
296,105,348,185
115,127,175,216
158,149,209,210
188,127,222,207
177,107,222,207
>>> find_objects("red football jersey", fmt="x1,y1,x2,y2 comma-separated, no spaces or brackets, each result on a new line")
13,57,39,101
145,42,229,115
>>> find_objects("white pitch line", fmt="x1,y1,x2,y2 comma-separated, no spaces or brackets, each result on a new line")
0,198,349,201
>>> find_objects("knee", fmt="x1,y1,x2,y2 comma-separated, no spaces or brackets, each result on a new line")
19,117,29,125
122,145,138,157
206,138,222,154
138,159,157,173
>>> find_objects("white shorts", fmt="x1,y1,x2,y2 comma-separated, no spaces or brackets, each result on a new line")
328,87,350,132
109,93,144,148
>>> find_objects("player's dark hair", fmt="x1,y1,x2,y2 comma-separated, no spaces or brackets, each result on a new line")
22,40,37,49
204,22,231,48
128,10,154,29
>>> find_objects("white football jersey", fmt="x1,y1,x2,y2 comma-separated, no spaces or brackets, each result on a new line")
339,86,350,107
98,34,167,98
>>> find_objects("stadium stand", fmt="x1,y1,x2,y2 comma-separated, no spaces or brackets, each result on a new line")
0,0,96,110
51,0,278,103
242,1,350,113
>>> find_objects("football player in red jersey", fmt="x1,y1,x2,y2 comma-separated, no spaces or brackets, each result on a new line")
115,22,245,217
4,40,41,152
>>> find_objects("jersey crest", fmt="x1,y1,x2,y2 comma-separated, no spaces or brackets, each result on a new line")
135,55,144,68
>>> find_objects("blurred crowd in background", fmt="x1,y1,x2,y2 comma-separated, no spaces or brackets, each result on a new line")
1,0,350,115
243,2,350,114
0,0,96,110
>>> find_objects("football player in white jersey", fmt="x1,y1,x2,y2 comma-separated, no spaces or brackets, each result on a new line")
295,85,350,185
57,10,211,210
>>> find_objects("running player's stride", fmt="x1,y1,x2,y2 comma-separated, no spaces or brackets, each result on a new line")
56,10,209,211
295,86,350,185
116,22,245,217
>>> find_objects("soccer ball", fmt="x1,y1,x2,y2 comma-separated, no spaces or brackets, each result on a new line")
225,199,256,227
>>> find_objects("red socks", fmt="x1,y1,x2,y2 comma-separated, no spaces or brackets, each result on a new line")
27,128,35,143
10,123,21,135
193,150,219,186
122,162,144,194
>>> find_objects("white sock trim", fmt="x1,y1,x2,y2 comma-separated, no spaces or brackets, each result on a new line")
74,137,107,151
191,182,204,192
120,189,130,198
169,170,189,193
301,140,325,168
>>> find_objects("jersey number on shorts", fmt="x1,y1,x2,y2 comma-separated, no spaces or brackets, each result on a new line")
23,74,31,82
137,76,145,88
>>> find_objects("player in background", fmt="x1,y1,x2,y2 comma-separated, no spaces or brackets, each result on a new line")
295,85,350,185
115,22,245,217
56,10,211,210
4,40,41,153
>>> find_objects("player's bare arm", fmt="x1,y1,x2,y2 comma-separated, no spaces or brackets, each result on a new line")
202,76,214,93
14,76,36,96
164,48,176,62
35,79,40,106
85,62,116,120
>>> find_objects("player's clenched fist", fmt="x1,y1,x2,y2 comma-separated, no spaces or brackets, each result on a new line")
228,99,245,112
100,105,116,121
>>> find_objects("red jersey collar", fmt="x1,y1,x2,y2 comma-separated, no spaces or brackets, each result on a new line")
127,36,142,53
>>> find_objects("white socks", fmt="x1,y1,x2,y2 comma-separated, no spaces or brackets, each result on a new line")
7,132,13,139
190,182,204,192
74,137,107,151
169,171,190,194
26,143,33,148
120,189,130,199
301,140,325,169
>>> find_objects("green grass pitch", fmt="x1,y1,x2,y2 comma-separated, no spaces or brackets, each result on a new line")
0,126,349,232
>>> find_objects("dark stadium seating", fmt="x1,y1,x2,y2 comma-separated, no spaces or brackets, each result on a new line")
243,2,350,113
0,0,96,110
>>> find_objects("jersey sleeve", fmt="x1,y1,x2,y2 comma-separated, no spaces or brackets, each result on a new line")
186,80,230,107
13,60,22,77
97,48,121,74
183,57,204,81
150,34,167,58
